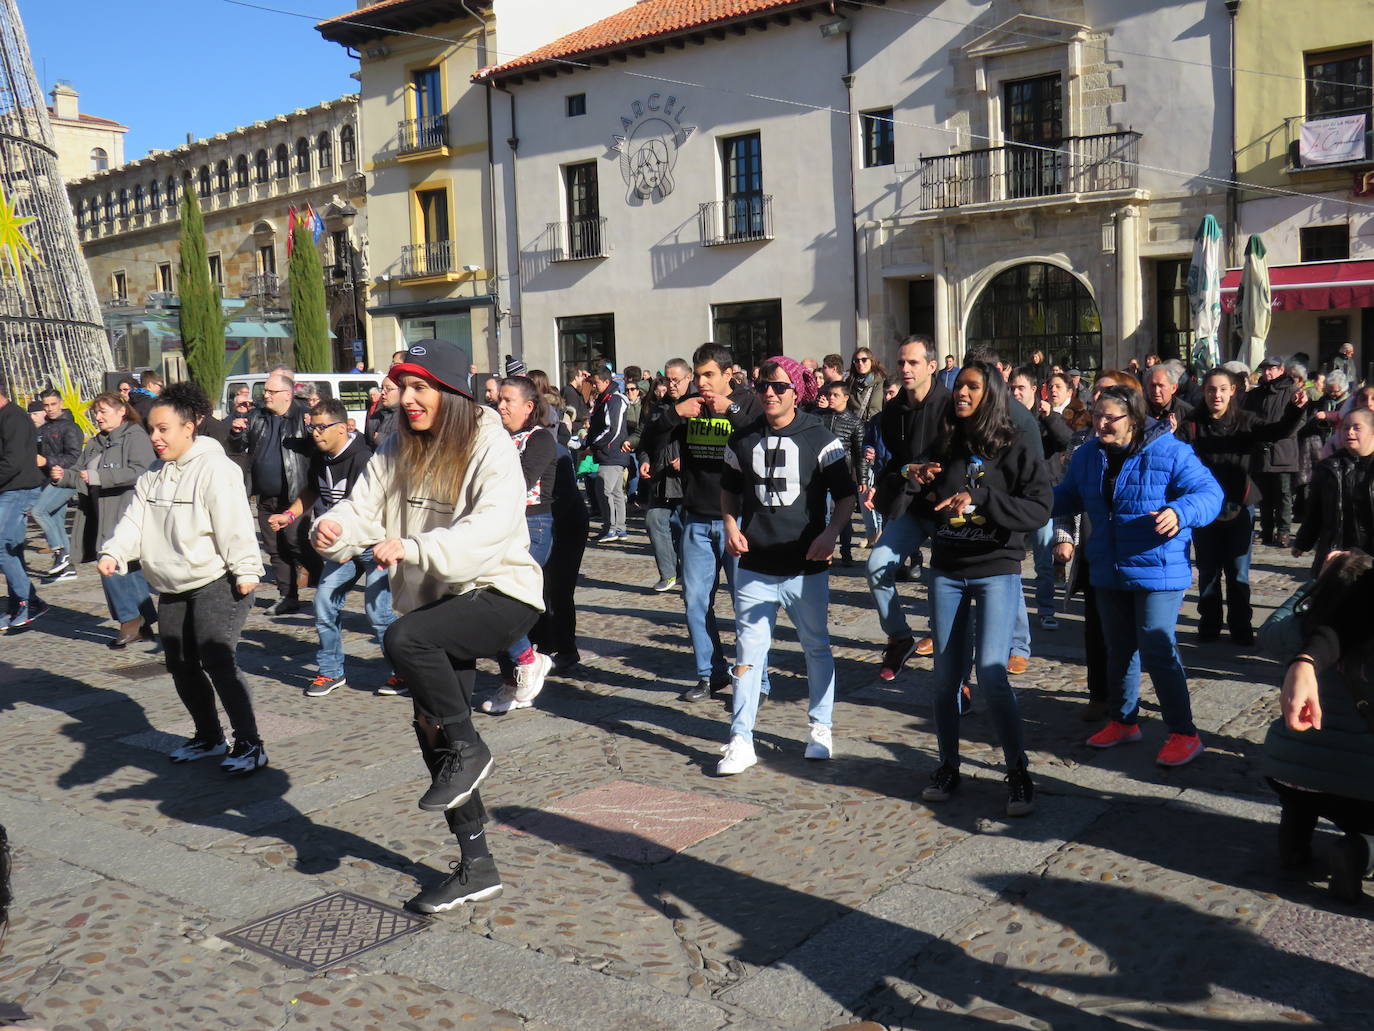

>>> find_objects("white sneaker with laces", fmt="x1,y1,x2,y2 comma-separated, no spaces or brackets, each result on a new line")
513,651,553,703
804,722,833,760
480,680,530,714
716,735,757,776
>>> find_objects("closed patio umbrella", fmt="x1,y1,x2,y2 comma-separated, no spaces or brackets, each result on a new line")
1238,234,1272,372
1187,214,1223,371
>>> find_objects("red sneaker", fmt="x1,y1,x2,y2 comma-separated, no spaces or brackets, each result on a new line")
1086,720,1143,748
878,637,917,682
1156,733,1204,767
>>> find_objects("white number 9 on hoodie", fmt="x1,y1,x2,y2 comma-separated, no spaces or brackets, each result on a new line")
751,436,802,507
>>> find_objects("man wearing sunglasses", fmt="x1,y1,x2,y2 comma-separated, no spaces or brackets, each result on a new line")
268,399,395,697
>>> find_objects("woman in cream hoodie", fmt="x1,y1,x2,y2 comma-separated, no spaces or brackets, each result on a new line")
313,339,543,915
99,383,268,775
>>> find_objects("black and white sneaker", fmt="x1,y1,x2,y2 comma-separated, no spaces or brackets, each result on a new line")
220,740,268,775
1005,762,1035,817
418,738,493,811
376,675,409,696
168,736,228,763
48,550,72,576
5,599,48,632
921,762,961,803
406,857,503,913
305,674,346,697
45,566,77,583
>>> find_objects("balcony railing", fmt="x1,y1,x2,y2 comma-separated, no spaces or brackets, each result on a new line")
920,131,1140,210
699,194,773,246
1285,112,1372,170
400,240,457,279
548,217,608,261
244,272,281,302
398,114,449,155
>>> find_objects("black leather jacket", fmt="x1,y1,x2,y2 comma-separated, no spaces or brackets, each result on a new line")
229,402,310,501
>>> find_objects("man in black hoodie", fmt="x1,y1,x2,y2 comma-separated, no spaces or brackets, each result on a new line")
864,335,950,681
643,343,763,701
0,378,48,630
1245,356,1301,546
29,389,84,579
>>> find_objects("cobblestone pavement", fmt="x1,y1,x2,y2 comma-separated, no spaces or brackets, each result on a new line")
2,517,1370,1030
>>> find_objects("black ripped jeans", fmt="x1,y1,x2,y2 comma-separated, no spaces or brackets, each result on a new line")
159,574,259,745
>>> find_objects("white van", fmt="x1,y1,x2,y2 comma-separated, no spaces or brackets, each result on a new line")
220,372,382,431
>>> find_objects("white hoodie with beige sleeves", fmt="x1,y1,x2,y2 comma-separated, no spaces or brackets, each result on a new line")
317,405,545,615
100,435,265,595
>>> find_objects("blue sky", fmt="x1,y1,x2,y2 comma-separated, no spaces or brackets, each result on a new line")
22,0,359,160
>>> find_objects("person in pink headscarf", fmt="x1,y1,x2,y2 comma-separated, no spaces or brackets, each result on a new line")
714,355,858,775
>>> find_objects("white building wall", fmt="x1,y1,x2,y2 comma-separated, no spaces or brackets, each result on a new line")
492,0,638,69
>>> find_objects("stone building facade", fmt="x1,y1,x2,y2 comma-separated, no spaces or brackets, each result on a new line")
67,95,367,377
47,82,126,183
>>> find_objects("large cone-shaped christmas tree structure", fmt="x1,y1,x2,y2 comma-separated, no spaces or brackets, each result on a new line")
0,0,112,400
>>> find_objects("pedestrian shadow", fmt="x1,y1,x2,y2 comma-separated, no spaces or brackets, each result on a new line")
1,660,415,878
493,809,1362,1029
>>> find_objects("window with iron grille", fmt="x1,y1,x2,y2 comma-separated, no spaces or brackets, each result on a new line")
1004,74,1063,199
1300,224,1350,262
966,262,1102,373
1306,46,1372,118
721,132,764,239
861,108,895,167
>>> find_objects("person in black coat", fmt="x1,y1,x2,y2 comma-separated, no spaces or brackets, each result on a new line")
1246,356,1302,546
1294,409,1374,578
817,380,866,566
0,378,48,628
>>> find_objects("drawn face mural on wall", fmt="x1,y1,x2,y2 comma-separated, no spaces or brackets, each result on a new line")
611,96,695,205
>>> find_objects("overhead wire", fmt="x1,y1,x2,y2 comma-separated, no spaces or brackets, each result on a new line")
218,0,1374,213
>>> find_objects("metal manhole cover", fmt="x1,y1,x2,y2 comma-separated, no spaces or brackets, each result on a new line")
112,662,166,679
220,892,428,971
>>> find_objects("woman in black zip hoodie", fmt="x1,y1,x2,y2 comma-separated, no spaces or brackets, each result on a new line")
909,360,1052,817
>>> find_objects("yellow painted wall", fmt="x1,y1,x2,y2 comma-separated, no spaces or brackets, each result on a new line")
1235,0,1373,191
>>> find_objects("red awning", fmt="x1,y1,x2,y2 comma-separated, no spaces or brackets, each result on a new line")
1221,259,1374,313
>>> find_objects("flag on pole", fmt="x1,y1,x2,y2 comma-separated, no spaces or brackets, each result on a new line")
287,207,297,257
308,202,325,243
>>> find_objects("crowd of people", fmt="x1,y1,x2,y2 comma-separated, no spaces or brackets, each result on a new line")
1,332,1372,910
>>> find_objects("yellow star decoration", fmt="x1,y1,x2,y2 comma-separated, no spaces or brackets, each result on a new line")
0,183,40,291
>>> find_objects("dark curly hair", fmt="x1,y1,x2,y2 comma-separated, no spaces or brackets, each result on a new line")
149,380,212,431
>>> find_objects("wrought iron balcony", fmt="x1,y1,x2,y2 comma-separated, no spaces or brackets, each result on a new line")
399,240,458,279
397,114,449,155
920,131,1140,210
699,194,773,246
548,217,608,261
1285,112,1372,170
245,272,281,302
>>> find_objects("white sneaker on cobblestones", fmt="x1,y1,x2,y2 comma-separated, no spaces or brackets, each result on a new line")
513,651,553,704
480,680,530,714
804,723,833,760
168,737,227,763
716,735,757,776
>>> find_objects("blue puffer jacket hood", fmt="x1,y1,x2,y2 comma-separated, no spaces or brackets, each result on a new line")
1053,418,1223,591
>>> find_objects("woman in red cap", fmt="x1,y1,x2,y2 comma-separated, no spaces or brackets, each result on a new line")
313,339,544,914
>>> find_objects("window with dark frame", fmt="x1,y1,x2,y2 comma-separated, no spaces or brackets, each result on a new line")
417,188,450,245
132,185,144,214
234,154,249,188
563,161,601,258
317,131,333,168
557,313,616,385
275,143,290,178
149,180,161,210
255,149,270,182
1154,258,1195,363
711,299,782,372
295,137,310,173
1004,73,1064,199
1306,46,1372,119
1300,224,1351,262
117,188,128,216
216,160,230,193
566,93,587,117
207,254,223,285
861,108,895,167
258,243,277,276
158,263,173,293
340,125,356,163
721,132,764,239
198,165,211,196
112,270,126,300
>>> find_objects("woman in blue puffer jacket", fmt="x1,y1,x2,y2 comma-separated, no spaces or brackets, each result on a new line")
1054,384,1223,767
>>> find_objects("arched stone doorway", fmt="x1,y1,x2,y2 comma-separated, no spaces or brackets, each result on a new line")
966,262,1103,373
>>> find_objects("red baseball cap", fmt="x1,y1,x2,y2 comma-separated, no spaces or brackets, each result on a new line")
388,339,474,399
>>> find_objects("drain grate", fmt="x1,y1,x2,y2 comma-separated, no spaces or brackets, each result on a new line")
112,661,166,679
220,892,427,971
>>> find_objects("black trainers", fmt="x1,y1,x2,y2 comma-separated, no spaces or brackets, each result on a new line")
921,762,961,802
879,637,917,682
418,738,493,811
1006,762,1035,817
268,597,300,617
406,856,503,913
1328,833,1371,904
680,674,728,702
48,549,72,576
221,740,268,775
168,736,228,763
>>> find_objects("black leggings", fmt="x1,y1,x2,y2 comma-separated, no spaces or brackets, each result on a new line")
384,589,539,834
532,516,587,657
159,575,258,744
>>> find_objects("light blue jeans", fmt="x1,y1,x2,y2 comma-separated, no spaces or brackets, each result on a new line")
681,514,737,681
313,548,396,680
930,571,1026,768
501,513,554,675
731,568,834,741
0,487,39,612
865,512,932,639
1094,587,1196,735
1008,518,1058,659
28,483,75,552
102,567,157,625
645,504,682,581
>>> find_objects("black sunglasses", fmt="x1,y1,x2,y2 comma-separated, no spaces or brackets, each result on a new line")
755,381,793,396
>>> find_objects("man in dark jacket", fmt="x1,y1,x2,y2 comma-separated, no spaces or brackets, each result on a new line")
865,335,950,680
1145,360,1193,433
588,367,632,543
1245,355,1301,546
637,358,689,591
229,367,316,614
817,380,865,566
29,389,84,579
642,343,764,701
0,377,48,630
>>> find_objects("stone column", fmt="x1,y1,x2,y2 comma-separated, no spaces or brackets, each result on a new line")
1116,205,1143,362
934,229,951,359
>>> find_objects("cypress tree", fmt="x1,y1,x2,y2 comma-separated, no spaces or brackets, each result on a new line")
177,185,225,397
288,223,331,374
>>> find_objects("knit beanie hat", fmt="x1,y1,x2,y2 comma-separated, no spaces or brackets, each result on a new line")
765,355,819,408
505,353,527,377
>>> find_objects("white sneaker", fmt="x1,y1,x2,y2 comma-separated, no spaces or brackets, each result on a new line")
480,680,531,714
513,651,553,704
716,735,757,776
804,723,833,760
